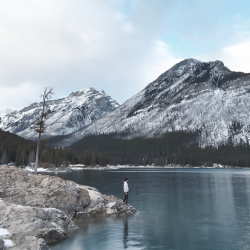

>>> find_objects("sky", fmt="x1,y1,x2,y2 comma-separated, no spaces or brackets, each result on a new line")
0,0,250,110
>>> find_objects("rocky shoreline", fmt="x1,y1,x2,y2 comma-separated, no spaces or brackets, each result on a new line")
0,165,136,250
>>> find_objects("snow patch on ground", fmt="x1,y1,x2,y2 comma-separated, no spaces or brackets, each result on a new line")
70,166,84,170
14,204,33,209
25,167,53,173
76,211,87,214
106,202,116,208
0,228,10,238
43,207,64,213
3,239,14,247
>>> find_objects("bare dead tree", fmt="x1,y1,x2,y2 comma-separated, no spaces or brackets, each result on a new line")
34,87,54,174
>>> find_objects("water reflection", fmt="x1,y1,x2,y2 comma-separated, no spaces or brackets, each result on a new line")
230,174,250,250
123,216,129,249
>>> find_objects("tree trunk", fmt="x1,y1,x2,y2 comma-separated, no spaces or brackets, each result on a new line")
34,137,40,174
33,87,53,174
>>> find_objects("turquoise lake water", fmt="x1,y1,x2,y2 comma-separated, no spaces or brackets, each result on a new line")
47,168,250,250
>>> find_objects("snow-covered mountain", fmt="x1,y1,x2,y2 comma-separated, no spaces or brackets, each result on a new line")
0,88,119,139
56,58,250,147
0,109,14,131
0,109,14,119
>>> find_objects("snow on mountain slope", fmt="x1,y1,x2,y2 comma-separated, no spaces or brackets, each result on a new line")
0,88,119,139
0,109,14,119
57,59,250,147
0,109,14,129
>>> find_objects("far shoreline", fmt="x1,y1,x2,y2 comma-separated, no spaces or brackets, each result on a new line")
22,163,250,173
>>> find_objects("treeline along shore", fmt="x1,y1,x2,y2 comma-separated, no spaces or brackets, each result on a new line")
71,132,250,167
1,129,250,168
0,129,79,167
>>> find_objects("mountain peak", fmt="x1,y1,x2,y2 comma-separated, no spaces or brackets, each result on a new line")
178,58,200,65
69,87,100,98
156,58,231,83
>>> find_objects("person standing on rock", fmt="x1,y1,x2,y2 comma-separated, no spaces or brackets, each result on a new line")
123,178,129,205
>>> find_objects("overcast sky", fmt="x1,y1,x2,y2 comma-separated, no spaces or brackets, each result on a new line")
0,0,250,110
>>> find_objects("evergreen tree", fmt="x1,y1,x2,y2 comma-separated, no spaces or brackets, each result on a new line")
0,129,79,166
0,150,7,164
28,150,35,165
91,152,96,166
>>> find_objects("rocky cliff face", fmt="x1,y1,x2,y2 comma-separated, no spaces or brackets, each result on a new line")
57,59,250,146
0,88,119,140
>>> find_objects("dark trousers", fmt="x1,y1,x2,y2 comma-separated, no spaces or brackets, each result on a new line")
123,192,128,204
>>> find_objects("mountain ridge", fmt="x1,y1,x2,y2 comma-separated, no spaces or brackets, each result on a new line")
0,87,119,139
2,58,250,147
52,58,250,147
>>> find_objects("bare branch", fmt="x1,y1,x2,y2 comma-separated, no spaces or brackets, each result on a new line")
34,87,54,174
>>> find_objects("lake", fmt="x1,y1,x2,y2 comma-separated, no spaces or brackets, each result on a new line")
47,168,250,250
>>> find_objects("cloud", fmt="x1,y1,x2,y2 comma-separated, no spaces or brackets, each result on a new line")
0,0,250,111
198,38,250,73
0,82,44,110
219,40,250,73
142,41,182,85
0,0,180,110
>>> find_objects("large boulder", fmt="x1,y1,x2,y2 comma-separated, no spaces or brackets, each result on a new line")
0,165,90,217
0,201,70,249
74,186,136,221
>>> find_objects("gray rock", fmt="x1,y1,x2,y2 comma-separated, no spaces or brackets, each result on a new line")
74,186,136,221
0,239,4,250
0,165,136,249
106,208,118,215
0,165,90,217
0,201,68,249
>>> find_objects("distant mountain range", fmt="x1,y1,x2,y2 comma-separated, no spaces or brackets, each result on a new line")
1,58,250,147
0,88,119,139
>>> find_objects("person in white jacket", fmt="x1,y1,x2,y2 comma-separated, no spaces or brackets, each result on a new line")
123,178,129,205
